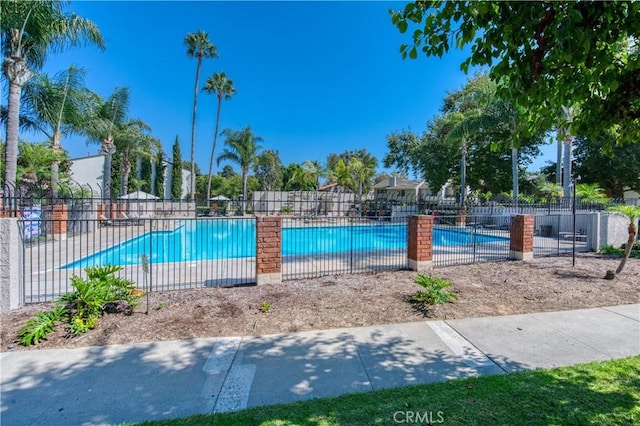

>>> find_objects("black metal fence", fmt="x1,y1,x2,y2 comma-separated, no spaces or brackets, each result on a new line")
20,217,256,303
281,216,409,280
533,213,595,257
8,182,634,304
432,214,512,267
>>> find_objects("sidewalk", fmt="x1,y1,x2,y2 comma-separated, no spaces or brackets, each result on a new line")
1,304,638,425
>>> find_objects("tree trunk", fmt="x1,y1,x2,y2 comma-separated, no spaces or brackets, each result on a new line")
460,137,467,207
50,131,63,198
241,168,248,215
615,221,638,275
206,95,223,199
3,81,24,196
556,133,562,185
122,153,131,197
3,55,32,196
563,134,573,198
101,136,115,204
190,56,203,201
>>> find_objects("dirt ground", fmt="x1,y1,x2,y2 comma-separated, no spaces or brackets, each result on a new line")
2,253,638,352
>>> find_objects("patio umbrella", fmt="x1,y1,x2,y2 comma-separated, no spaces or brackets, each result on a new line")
209,195,230,201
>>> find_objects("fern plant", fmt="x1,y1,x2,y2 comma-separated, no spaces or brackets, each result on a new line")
17,306,67,346
17,265,142,345
409,274,458,307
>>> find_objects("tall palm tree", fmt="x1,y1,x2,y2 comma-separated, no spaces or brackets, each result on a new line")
217,126,262,214
21,66,89,194
445,78,494,207
184,30,217,200
558,105,577,198
202,72,235,199
1,0,104,193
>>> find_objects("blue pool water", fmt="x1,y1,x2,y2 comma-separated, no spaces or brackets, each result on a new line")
62,219,507,269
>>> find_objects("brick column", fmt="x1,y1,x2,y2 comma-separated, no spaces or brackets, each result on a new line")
510,214,534,260
110,203,119,219
46,204,68,240
455,210,466,227
256,216,282,285
407,215,434,272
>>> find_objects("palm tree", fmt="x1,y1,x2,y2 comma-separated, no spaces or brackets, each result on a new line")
217,126,262,214
605,205,640,278
83,87,131,202
184,30,217,200
202,72,235,199
20,66,89,194
1,0,104,193
558,105,577,198
445,77,494,207
113,120,158,196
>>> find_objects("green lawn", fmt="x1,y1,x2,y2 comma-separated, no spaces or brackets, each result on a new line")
137,356,640,426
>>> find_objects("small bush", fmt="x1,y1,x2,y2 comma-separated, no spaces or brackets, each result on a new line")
260,301,271,313
409,274,458,309
600,244,640,259
17,265,143,346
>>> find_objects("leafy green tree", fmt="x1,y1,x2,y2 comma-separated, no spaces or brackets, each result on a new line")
217,126,262,213
288,160,326,192
154,149,165,199
391,1,640,148
254,149,283,191
283,163,314,191
220,165,236,178
171,136,183,200
385,76,541,198
574,136,640,198
17,141,67,187
184,30,217,200
139,153,153,193
2,0,104,191
327,149,378,199
203,71,235,198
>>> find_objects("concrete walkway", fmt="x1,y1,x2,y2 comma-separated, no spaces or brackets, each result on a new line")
1,304,638,425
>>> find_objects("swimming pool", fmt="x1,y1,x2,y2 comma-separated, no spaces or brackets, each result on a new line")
61,219,508,269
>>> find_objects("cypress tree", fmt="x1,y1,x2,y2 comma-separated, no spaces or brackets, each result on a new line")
155,149,165,199
171,136,183,200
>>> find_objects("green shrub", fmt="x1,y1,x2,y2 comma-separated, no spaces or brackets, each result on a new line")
17,306,67,346
17,265,142,346
409,274,458,309
600,244,640,259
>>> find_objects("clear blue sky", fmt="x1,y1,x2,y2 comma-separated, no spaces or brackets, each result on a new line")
18,0,555,175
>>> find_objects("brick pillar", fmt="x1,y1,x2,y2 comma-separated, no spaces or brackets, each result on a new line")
47,204,68,240
455,210,466,227
408,215,434,272
510,214,534,260
97,204,106,219
110,203,119,219
256,215,282,285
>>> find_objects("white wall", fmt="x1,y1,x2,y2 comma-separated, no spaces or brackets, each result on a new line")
69,155,106,196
